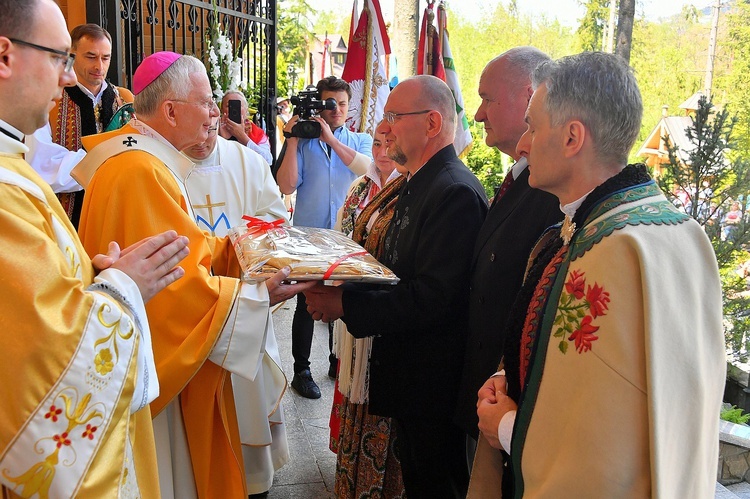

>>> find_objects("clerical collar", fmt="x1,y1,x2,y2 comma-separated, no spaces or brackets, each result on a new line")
185,143,220,169
0,119,23,143
130,119,179,152
77,80,109,106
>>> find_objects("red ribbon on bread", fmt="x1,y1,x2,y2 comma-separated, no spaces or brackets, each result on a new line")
233,216,286,248
322,251,368,279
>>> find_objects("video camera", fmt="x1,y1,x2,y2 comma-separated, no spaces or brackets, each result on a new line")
286,86,337,139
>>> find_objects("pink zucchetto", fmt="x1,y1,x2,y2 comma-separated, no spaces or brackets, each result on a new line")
132,51,182,95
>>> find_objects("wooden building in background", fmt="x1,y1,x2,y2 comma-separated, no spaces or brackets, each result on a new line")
637,92,705,177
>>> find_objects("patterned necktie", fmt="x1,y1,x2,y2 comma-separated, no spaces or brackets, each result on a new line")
495,170,515,201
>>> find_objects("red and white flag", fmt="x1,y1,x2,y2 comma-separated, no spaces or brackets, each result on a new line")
321,34,333,80
341,0,391,135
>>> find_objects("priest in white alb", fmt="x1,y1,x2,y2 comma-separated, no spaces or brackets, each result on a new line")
183,123,291,496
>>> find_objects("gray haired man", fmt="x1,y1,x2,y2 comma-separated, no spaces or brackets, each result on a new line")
473,51,724,498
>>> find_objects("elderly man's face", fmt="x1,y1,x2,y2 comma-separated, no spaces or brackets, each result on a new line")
475,57,531,159
173,72,220,149
380,81,430,171
516,83,566,195
10,0,76,134
221,93,247,120
183,119,218,160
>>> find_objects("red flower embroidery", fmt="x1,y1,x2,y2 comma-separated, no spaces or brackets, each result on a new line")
82,424,98,440
564,269,586,299
585,282,610,318
568,316,600,353
53,432,71,448
44,405,62,422
555,267,610,355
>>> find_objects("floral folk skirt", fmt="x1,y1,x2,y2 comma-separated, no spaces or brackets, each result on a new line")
332,395,407,499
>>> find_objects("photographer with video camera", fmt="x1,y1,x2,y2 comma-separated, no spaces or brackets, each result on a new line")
276,76,373,399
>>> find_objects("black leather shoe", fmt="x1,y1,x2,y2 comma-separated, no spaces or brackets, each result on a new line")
328,358,338,379
291,369,321,399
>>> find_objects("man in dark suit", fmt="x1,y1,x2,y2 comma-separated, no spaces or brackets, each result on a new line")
305,75,488,499
454,47,563,460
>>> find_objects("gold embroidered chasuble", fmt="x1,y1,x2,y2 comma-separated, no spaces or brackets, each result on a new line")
77,124,272,498
0,134,158,498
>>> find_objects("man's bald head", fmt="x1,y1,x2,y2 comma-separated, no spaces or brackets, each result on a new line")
408,75,457,139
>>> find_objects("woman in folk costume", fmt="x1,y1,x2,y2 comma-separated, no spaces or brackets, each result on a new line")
330,121,406,498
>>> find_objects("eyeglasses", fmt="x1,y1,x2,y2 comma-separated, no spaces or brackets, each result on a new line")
9,38,76,72
382,109,431,124
168,98,218,111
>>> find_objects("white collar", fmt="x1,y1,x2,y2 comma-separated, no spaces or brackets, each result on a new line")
130,119,179,152
77,80,109,105
560,188,595,219
509,156,528,180
0,119,27,154
0,118,24,142
364,161,402,189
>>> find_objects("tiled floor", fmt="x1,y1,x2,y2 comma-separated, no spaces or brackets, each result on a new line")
267,299,337,498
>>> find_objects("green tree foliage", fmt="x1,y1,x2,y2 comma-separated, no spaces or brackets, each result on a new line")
628,13,705,153
724,1,750,157
314,10,352,39
277,0,316,96
576,0,608,51
657,97,750,355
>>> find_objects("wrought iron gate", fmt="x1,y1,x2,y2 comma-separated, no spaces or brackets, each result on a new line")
87,0,278,155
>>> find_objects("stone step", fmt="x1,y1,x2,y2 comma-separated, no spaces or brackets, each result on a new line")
726,481,750,498
718,482,741,498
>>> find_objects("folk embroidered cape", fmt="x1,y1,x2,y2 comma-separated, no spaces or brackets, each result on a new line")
510,173,725,498
49,84,133,227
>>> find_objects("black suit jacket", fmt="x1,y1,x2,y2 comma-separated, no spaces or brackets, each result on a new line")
342,145,488,421
454,165,561,438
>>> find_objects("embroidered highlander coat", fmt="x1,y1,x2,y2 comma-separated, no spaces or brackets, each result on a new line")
510,178,725,498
